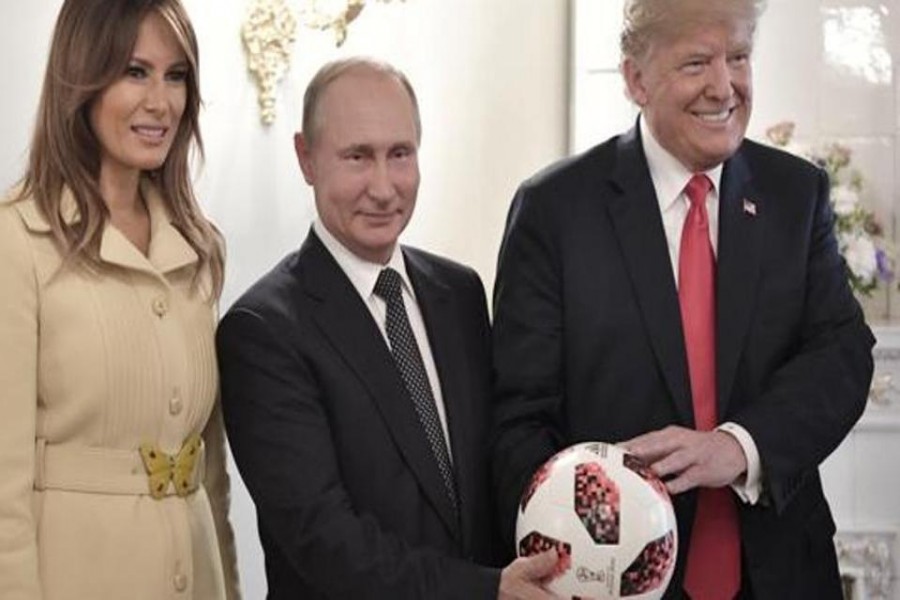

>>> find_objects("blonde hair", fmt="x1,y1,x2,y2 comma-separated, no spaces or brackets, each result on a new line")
301,57,421,147
620,0,767,61
17,0,223,299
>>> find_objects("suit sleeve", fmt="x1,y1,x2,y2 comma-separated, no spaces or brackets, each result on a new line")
491,185,567,548
0,206,42,598
216,307,499,599
735,168,875,511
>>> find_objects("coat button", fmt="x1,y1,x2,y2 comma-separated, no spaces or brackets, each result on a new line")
152,297,168,317
173,573,188,592
169,393,183,416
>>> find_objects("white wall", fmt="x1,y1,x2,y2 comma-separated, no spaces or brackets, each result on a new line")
1,2,568,596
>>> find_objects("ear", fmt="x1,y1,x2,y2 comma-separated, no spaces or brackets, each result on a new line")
621,56,649,107
294,132,315,185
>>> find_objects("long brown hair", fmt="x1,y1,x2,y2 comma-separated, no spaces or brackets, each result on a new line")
17,0,223,299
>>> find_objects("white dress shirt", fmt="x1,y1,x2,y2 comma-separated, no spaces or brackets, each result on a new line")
641,119,762,504
313,220,453,461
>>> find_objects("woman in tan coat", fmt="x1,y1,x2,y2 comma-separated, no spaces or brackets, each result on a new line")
0,0,240,598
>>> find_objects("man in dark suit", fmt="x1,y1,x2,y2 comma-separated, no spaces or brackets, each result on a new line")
492,1,875,599
218,58,559,599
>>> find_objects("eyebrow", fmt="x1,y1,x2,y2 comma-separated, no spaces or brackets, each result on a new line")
729,44,753,54
339,141,417,154
340,144,375,156
129,56,189,70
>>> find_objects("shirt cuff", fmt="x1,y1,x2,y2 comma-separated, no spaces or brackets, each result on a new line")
717,421,763,505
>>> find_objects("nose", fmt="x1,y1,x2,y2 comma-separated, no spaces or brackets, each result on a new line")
704,57,734,100
143,77,168,113
367,159,395,203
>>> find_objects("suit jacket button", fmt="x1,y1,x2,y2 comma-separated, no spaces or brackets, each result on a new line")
169,394,183,416
173,573,188,592
152,297,168,317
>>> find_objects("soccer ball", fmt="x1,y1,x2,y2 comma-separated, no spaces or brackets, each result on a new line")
516,442,677,599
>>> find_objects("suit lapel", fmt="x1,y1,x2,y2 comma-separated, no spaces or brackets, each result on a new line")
298,233,461,540
404,250,473,549
607,127,694,425
716,151,764,417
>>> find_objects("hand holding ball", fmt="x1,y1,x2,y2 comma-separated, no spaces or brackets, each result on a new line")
516,442,678,599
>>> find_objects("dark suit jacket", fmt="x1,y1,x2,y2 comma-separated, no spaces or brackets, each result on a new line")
492,124,875,599
218,231,500,599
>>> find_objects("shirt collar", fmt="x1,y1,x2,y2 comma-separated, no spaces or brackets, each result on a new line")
639,117,724,212
313,219,413,301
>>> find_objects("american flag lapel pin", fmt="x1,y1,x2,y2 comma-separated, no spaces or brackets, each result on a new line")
742,198,757,217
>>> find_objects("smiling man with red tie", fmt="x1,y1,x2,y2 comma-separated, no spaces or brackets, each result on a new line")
491,1,875,598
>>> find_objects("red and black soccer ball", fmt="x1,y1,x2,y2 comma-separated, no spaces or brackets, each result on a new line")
516,442,677,599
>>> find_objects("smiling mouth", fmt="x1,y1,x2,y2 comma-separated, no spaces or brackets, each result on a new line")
132,125,168,140
694,107,735,123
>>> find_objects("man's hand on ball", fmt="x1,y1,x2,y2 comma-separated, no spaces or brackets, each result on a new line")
621,426,748,494
498,550,565,600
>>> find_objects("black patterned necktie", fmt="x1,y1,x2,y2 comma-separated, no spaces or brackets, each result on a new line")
374,268,459,517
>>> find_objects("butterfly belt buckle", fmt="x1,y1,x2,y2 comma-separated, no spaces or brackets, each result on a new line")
139,434,203,499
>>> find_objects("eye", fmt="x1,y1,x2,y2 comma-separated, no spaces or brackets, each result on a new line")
391,146,415,160
166,69,189,83
680,59,706,74
125,64,147,79
728,52,750,66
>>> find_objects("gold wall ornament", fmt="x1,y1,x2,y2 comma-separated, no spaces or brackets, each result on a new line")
242,0,298,125
300,0,405,47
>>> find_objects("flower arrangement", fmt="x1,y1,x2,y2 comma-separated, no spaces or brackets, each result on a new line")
765,121,893,296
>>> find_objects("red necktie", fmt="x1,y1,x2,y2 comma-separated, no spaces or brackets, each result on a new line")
679,174,741,600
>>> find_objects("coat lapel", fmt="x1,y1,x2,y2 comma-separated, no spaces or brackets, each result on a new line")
16,181,198,282
716,150,764,417
144,181,199,275
298,233,461,540
606,126,694,425
99,181,198,279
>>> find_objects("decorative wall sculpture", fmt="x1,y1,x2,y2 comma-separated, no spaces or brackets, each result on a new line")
242,0,298,125
242,0,406,125
299,0,404,47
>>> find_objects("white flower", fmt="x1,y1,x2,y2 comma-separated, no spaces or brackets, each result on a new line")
831,185,860,216
764,120,893,295
840,233,878,282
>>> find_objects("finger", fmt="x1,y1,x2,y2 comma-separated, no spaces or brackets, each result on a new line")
665,472,697,495
619,430,658,452
521,549,560,579
523,585,564,600
666,459,722,494
652,446,697,478
526,582,565,600
624,426,692,460
620,432,670,461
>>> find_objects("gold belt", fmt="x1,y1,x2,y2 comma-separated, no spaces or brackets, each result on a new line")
34,435,205,499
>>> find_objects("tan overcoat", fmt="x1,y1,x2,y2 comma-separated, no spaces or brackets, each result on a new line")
0,181,240,599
